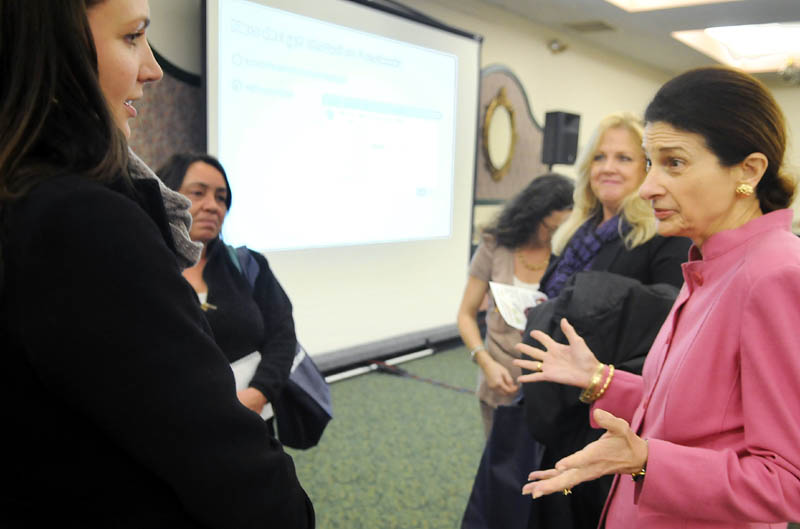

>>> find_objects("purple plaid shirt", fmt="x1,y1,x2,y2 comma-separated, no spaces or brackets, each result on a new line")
541,214,628,298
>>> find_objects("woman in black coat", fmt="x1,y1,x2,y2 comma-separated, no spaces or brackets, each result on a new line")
158,153,297,420
0,1,314,527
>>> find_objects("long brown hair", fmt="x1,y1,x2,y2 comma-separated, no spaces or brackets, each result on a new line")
0,0,129,202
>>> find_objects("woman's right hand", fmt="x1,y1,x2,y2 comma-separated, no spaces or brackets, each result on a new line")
480,355,519,396
513,318,600,390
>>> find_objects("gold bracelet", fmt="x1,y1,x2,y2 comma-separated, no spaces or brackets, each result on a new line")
631,466,646,482
579,363,605,403
591,364,615,402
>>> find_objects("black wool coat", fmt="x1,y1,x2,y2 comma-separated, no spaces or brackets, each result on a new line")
0,174,314,528
201,238,296,404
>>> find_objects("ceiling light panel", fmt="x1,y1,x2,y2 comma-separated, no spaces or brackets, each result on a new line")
604,0,742,12
673,22,800,72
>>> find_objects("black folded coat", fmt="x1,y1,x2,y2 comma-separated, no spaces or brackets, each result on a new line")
522,271,680,529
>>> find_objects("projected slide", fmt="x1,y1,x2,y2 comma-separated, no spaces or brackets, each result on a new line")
216,0,458,250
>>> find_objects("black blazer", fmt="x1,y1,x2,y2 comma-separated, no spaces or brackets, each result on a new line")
540,234,691,293
0,174,314,528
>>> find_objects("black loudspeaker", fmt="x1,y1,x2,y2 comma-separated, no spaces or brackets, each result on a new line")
542,111,580,166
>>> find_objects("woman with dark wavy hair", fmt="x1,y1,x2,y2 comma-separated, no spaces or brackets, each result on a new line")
0,1,313,527
458,172,574,435
516,66,800,528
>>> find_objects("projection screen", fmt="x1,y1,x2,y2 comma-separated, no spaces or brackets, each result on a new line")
206,0,481,366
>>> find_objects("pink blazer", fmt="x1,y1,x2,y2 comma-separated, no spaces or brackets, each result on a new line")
592,209,800,529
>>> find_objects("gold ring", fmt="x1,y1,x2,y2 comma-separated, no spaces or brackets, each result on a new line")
562,488,572,496
536,362,543,371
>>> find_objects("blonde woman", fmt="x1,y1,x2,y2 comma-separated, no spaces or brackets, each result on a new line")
540,112,689,300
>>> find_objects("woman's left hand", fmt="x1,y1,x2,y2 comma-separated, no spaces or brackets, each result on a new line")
522,408,648,498
237,387,268,413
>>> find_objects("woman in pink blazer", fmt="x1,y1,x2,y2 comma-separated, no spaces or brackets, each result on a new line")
514,66,800,528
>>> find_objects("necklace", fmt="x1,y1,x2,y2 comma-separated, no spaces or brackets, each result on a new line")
516,249,550,271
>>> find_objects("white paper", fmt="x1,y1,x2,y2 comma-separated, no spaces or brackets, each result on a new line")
230,351,274,419
488,281,548,331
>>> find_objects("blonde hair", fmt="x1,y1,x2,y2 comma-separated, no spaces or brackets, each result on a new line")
550,112,657,256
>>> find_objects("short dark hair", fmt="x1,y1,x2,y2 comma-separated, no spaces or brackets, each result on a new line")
158,153,232,210
644,66,795,213
484,172,574,249
0,0,129,202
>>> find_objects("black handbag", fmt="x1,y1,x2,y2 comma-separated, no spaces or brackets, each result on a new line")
272,342,333,449
229,245,333,449
461,396,544,529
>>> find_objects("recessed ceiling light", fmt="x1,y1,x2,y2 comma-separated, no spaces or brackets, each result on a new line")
604,0,742,12
673,22,800,73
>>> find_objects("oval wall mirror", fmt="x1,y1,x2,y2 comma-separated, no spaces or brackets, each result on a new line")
487,105,512,171
482,87,517,182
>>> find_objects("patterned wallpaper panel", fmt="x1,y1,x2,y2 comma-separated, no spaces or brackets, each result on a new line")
475,65,548,202
128,71,205,172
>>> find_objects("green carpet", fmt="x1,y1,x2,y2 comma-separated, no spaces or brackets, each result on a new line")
286,347,485,529
286,347,800,528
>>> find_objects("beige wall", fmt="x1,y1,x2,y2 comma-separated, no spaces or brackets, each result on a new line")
405,0,800,221
403,0,670,178
770,83,800,178
769,84,800,228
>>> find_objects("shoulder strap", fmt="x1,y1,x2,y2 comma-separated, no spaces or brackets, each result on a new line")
225,244,242,274
225,244,260,290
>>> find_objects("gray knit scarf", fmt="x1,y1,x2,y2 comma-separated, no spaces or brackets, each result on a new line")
127,149,202,269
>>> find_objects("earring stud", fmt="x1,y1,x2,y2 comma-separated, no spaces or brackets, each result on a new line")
735,183,754,196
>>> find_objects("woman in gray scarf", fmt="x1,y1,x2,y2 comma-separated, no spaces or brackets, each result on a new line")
0,1,314,527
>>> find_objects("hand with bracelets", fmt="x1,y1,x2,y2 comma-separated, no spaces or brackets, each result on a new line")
512,318,648,499
513,317,602,391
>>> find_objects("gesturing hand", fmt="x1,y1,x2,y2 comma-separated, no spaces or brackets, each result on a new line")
522,408,649,498
513,318,601,389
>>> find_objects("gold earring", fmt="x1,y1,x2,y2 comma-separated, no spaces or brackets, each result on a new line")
736,183,754,197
